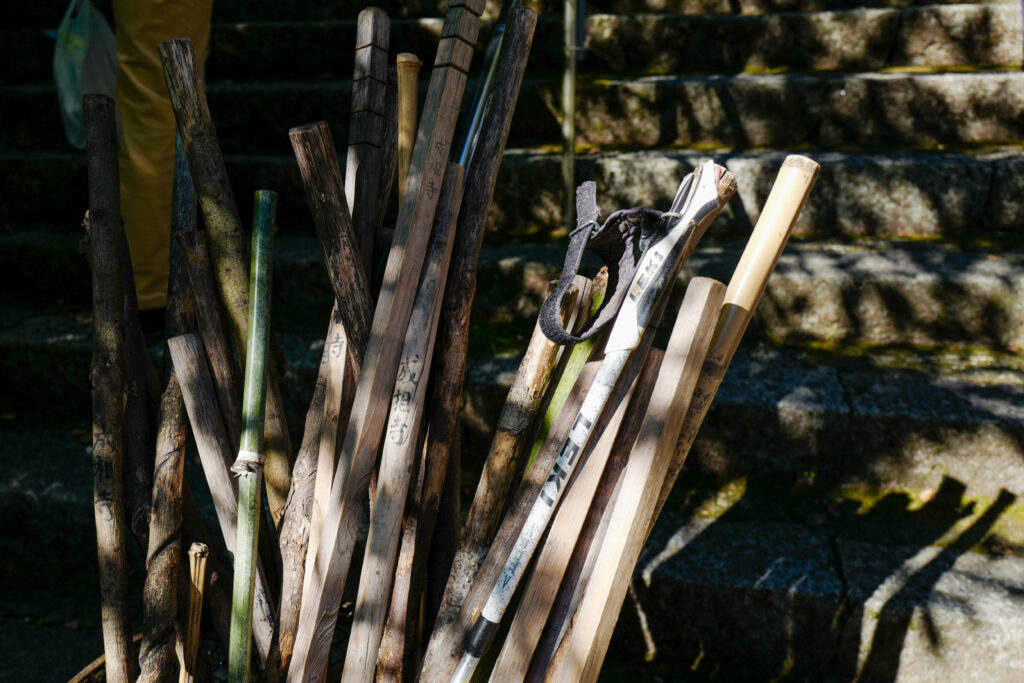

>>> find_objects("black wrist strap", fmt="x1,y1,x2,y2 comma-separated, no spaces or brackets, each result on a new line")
539,181,669,346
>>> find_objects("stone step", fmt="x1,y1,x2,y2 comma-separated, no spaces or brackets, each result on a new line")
2,304,1022,496
4,148,1022,239
6,70,1024,154
13,0,1019,29
7,230,1024,348
621,500,1024,680
6,4,1019,86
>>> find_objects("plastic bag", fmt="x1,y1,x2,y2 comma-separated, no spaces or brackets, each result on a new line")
53,0,117,149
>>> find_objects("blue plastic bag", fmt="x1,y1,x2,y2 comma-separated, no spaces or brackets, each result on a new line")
52,0,117,149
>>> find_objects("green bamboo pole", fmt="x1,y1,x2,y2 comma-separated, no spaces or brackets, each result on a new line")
228,190,276,682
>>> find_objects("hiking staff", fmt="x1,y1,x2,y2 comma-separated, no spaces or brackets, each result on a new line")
84,93,133,683
542,278,725,682
228,190,277,683
488,344,669,681
288,2,486,678
450,160,736,681
653,155,821,519
290,121,373,361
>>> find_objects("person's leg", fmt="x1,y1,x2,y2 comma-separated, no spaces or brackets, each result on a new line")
113,0,213,312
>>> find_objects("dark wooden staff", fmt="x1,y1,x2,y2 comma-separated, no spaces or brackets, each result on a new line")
139,135,196,682
83,93,133,683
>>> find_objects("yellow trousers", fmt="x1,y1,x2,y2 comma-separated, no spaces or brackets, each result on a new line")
114,0,213,310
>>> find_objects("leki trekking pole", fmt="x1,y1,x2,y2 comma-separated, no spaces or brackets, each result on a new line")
451,159,736,682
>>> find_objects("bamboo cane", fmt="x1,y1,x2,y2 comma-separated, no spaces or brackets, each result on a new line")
170,333,276,663
180,543,208,683
159,39,294,526
561,0,578,229
288,2,486,678
228,191,277,683
83,93,133,683
396,53,422,200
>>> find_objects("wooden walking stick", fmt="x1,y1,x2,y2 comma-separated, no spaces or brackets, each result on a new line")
228,190,277,683
342,162,465,683
449,162,736,681
489,344,670,682
653,155,821,518
178,231,243,442
396,53,422,200
84,93,133,683
272,122,374,682
290,121,373,362
288,2,486,679
541,278,726,682
139,147,196,681
347,7,391,276
159,39,294,526
181,542,209,683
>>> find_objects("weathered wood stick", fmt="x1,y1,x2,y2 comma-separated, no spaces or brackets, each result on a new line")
399,10,536,676
369,66,400,297
181,542,209,683
461,280,584,558
289,121,372,361
543,279,725,683
301,320,356,618
139,146,196,682
169,333,276,664
288,2,484,679
420,282,594,680
652,156,820,520
376,278,585,683
396,53,422,200
342,162,465,683
346,7,390,277
266,307,342,683
158,38,294,525
490,345,668,682
178,230,243,443
418,360,601,682
83,93,133,683
119,246,156,549
139,373,189,683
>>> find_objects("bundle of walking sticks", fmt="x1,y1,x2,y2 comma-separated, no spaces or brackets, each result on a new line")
81,3,819,682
